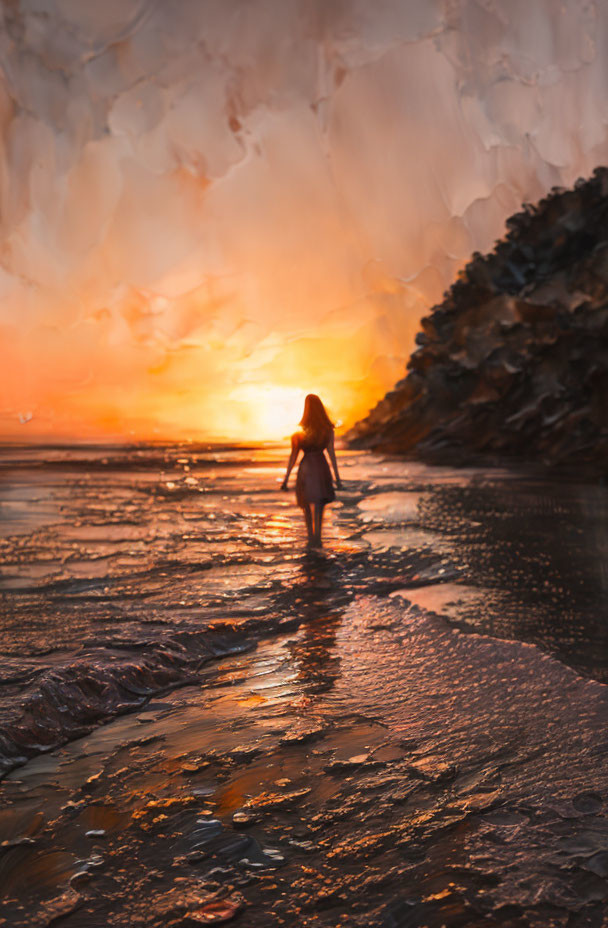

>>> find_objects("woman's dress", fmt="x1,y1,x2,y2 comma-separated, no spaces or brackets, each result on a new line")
295,434,335,509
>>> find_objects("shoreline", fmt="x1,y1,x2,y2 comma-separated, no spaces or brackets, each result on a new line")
2,596,607,926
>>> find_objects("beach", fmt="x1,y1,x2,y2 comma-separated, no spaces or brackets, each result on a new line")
1,444,607,926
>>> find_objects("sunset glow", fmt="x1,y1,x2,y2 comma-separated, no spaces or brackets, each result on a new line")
228,386,308,442
2,1,608,442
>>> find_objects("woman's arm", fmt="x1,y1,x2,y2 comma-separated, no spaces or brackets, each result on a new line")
281,434,300,489
327,431,342,489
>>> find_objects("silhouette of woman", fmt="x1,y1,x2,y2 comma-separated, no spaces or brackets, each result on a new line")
281,394,342,547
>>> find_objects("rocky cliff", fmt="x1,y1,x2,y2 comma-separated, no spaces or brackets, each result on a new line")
347,168,608,474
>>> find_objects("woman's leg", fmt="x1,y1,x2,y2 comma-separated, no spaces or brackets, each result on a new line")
313,503,324,546
304,504,314,544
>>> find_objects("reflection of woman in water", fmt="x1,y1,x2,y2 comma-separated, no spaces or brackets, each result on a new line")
281,394,342,548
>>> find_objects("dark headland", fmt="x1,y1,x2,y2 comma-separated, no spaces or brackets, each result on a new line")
347,167,608,477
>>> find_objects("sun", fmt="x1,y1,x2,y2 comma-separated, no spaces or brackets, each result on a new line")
228,384,308,441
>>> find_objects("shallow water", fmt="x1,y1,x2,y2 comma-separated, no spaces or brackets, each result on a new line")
1,443,607,925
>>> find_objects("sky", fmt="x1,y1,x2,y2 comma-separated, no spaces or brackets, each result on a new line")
1,0,607,441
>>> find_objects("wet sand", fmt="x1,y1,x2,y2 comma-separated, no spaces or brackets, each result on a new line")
1,444,607,926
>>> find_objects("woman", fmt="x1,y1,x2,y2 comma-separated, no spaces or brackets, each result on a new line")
281,394,342,547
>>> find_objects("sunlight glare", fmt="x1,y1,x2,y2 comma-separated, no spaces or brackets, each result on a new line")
229,385,309,441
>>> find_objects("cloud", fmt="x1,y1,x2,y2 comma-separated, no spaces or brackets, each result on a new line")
1,0,607,439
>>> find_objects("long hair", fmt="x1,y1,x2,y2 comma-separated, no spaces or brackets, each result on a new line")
299,394,334,444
